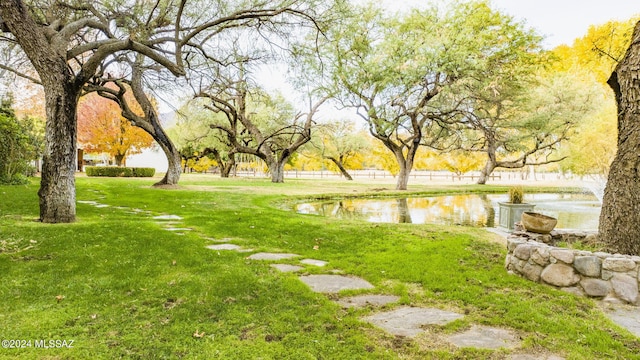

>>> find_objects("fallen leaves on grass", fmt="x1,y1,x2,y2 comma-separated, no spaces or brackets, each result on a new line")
193,329,205,338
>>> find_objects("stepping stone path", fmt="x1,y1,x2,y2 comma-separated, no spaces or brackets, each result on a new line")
165,227,192,232
77,200,568,358
604,304,640,337
299,275,374,293
300,259,328,267
206,244,243,251
150,214,194,234
247,252,300,261
337,294,400,308
447,325,519,350
237,249,556,356
270,264,304,273
363,306,463,338
153,215,183,221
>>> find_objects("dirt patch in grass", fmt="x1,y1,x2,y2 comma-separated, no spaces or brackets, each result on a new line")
0,237,38,254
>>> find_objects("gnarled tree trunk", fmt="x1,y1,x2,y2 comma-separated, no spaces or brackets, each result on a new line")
154,129,182,186
267,158,287,183
478,160,496,185
38,80,79,223
326,156,353,180
390,144,416,191
598,21,640,255
0,3,79,223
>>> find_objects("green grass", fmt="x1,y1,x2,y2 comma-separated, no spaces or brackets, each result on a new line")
0,175,638,359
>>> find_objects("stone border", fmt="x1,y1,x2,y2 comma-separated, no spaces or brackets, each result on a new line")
506,231,640,305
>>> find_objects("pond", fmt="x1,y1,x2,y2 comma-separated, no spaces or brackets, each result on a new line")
294,193,601,230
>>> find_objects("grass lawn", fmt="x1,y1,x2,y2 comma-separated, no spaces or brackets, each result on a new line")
0,174,638,359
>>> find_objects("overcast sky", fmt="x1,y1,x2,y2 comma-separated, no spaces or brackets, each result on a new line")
375,0,640,48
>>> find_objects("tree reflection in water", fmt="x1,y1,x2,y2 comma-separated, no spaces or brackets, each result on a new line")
295,193,600,230
397,198,412,224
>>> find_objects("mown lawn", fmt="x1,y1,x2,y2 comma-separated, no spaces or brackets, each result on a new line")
0,175,638,359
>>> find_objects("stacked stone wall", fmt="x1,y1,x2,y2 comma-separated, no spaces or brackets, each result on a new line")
505,231,640,305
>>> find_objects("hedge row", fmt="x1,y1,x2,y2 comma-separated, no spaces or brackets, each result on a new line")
85,166,156,178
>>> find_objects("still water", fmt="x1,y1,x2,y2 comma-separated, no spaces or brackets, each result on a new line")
295,193,601,230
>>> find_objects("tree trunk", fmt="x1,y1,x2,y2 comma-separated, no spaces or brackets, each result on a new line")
154,131,182,186
387,137,418,190
0,3,80,223
478,159,496,185
268,158,287,183
396,165,410,190
393,148,415,190
115,153,125,167
262,156,289,183
327,157,353,180
397,198,412,223
38,83,78,223
599,21,640,255
221,156,236,178
213,149,235,178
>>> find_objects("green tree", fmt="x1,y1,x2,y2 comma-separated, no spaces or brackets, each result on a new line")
315,1,543,190
429,150,484,178
0,0,325,222
168,99,237,177
553,18,638,84
0,95,39,184
463,70,596,184
551,18,637,179
199,81,326,183
310,120,368,180
559,83,617,178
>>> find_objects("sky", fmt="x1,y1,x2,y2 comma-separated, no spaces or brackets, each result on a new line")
491,0,640,48
383,0,640,48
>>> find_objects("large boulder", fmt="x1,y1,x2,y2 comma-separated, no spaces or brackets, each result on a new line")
541,264,580,287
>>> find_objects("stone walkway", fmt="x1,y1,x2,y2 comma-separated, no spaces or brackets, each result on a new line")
602,304,640,337
205,244,565,357
77,200,638,357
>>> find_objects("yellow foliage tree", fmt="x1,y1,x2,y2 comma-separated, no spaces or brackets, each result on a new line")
429,151,484,177
550,18,637,177
552,18,638,84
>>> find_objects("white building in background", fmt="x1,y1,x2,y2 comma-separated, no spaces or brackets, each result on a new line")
126,145,169,172
124,111,175,173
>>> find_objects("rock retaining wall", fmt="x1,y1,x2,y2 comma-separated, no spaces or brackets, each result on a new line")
505,231,640,305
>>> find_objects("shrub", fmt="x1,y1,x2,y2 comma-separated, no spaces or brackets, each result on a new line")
85,166,155,178
508,186,524,204
132,167,156,177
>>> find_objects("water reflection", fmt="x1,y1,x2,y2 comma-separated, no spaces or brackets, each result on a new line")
295,193,601,230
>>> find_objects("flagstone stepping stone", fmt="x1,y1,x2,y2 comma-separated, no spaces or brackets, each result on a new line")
247,252,301,261
94,204,110,208
605,306,640,337
203,237,237,243
78,200,99,205
299,275,374,293
300,259,328,267
447,325,520,350
206,244,243,251
153,215,183,220
337,294,400,308
271,264,304,273
165,227,192,231
363,306,463,338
